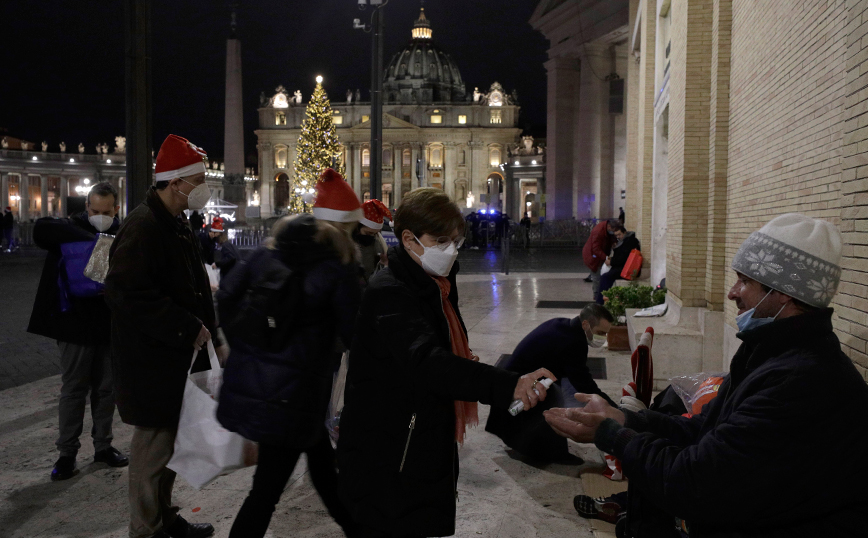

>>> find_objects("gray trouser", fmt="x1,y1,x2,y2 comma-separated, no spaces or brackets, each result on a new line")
56,341,115,457
129,426,180,538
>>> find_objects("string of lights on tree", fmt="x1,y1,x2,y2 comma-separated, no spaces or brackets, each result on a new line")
290,76,346,213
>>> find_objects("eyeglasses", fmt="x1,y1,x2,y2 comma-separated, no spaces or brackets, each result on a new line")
433,235,465,249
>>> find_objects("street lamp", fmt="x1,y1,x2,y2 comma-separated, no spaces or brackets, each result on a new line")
354,0,387,201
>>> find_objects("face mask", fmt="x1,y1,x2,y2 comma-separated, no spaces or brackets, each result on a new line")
583,322,608,348
410,235,459,277
179,179,211,211
88,214,114,232
735,289,787,332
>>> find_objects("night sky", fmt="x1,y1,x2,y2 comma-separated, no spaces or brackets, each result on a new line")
0,1,548,169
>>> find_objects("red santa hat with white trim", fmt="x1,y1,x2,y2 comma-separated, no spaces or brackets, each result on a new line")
313,168,362,222
359,199,391,230
210,217,225,233
154,134,207,183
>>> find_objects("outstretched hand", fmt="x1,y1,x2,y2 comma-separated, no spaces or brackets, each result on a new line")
543,393,625,443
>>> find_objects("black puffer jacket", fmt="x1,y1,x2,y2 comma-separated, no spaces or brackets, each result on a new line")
216,216,361,448
27,212,120,345
609,231,640,272
105,188,217,428
337,244,519,537
599,308,868,537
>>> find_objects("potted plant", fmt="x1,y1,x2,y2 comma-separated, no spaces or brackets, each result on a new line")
601,284,666,351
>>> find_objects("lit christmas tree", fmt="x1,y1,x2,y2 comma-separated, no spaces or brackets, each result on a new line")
290,76,346,213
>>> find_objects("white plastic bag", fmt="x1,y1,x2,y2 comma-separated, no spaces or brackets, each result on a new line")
600,263,611,276
167,341,246,489
669,372,727,416
205,264,220,289
325,351,349,446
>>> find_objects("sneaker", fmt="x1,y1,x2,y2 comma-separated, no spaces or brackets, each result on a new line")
165,515,214,538
50,455,78,481
94,446,129,467
573,494,624,524
583,274,593,282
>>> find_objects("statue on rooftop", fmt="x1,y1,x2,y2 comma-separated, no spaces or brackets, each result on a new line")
115,136,126,153
1,138,8,149
293,90,303,104
42,141,48,152
59,141,66,152
78,143,85,154
346,89,353,104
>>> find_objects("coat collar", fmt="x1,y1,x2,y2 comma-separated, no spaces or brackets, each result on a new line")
145,187,190,234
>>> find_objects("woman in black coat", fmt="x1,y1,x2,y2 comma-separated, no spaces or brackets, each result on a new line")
217,213,362,538
337,188,554,537
597,225,642,304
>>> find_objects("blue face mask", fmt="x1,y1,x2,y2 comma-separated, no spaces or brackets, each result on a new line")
735,289,786,332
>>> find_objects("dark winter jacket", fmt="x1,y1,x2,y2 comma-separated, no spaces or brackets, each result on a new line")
105,188,217,428
216,218,361,448
214,240,241,278
337,243,520,537
27,212,120,345
3,211,13,230
582,220,613,273
596,308,868,537
198,230,217,265
609,231,640,272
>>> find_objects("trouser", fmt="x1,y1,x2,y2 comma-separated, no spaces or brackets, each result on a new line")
229,428,354,538
597,270,622,305
3,228,12,249
128,426,179,538
591,267,603,304
56,341,115,457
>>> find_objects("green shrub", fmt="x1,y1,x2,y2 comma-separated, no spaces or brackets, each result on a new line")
602,283,667,325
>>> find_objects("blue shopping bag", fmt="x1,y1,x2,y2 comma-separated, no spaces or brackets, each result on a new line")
58,238,104,309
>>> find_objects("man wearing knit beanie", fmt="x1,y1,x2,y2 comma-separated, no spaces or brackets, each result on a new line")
544,213,868,536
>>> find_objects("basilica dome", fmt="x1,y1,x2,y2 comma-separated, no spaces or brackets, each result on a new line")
383,8,466,104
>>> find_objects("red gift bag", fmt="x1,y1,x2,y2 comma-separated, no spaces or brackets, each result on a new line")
621,249,643,280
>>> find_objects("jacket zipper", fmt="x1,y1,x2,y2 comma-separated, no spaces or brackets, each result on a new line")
399,413,417,472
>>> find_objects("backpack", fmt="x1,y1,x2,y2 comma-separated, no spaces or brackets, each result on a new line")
219,249,304,353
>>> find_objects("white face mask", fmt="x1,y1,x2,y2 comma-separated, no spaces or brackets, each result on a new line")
88,214,114,232
583,321,608,348
179,179,211,211
410,234,459,277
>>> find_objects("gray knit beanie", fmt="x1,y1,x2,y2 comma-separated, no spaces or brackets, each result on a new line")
731,213,842,308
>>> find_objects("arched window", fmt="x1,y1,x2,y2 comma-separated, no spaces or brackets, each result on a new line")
362,149,370,167
274,173,289,209
489,148,501,167
430,146,442,167
274,145,287,169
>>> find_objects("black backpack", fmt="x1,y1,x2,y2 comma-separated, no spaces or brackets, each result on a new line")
218,248,303,353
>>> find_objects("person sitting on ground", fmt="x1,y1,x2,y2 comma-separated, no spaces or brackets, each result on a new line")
596,224,641,305
485,304,616,462
544,213,868,537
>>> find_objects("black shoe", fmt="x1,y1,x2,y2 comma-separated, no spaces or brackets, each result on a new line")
50,456,78,481
574,494,624,524
94,446,129,467
165,516,214,538
583,274,594,282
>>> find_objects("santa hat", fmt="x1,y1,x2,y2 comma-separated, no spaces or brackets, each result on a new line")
210,217,225,233
312,168,362,222
360,199,391,230
155,134,207,183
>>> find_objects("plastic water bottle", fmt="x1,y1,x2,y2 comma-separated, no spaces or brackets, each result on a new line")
508,378,554,416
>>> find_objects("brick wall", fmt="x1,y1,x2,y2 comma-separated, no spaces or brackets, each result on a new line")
667,0,714,307
631,0,656,264
841,0,868,381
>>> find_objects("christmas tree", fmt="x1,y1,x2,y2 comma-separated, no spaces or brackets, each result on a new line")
290,77,345,213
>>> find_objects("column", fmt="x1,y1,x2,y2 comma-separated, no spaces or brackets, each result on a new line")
352,145,361,196
40,175,48,217
345,143,355,189
411,146,420,188
576,43,610,220
60,176,69,217
19,174,30,222
392,149,401,207
443,143,457,200
544,56,581,220
1,173,8,209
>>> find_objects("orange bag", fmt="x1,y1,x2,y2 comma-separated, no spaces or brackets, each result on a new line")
621,249,643,280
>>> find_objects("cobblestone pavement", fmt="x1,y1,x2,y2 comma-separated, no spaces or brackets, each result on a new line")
0,252,61,391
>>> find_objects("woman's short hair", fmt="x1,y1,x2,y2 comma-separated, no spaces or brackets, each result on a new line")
394,188,465,239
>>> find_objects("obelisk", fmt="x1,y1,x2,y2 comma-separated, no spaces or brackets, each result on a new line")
223,7,247,222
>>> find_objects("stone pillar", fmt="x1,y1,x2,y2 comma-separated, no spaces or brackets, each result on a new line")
19,174,30,222
40,175,48,217
392,150,401,207
666,0,714,308
544,56,580,220
352,145,362,196
1,173,7,210
411,146,420,188
576,43,611,220
632,0,657,272
443,143,456,200
346,143,355,191
223,38,245,178
60,176,69,217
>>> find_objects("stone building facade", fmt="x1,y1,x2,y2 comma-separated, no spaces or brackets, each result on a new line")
537,0,868,386
254,9,534,218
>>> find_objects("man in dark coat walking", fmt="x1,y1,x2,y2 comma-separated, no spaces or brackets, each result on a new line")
2,206,14,251
546,213,868,537
106,135,225,538
486,303,616,461
582,219,618,303
27,181,128,481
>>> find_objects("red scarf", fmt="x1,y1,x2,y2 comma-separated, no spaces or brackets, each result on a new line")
432,276,478,444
